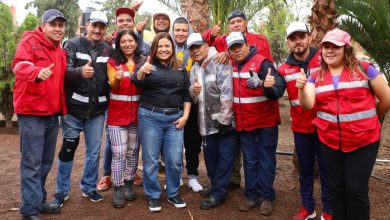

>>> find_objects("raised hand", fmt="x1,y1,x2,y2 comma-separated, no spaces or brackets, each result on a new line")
296,68,307,89
215,52,229,64
130,0,143,11
246,70,262,89
136,17,149,33
263,68,275,88
211,21,221,38
193,76,202,95
115,65,124,80
37,63,54,81
104,33,114,44
82,60,94,79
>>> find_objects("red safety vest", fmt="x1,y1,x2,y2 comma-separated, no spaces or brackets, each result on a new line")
232,54,280,131
311,62,380,152
107,59,141,126
278,51,321,133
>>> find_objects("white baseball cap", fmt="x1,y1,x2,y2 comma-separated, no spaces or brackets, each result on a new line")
286,21,309,38
186,33,205,49
226,32,246,49
88,11,108,26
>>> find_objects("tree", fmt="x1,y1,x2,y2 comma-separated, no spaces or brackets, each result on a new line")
0,3,16,128
26,0,81,37
15,13,39,42
335,0,390,78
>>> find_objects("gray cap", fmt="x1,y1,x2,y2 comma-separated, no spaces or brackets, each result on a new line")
42,9,67,23
226,32,246,48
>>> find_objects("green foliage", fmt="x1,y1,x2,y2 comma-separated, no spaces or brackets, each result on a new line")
26,0,81,37
0,3,15,69
255,0,294,65
15,13,39,42
336,0,390,78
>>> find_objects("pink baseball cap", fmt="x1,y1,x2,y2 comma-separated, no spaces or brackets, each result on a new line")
320,29,351,46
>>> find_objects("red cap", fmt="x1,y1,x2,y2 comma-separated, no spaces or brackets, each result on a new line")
320,29,351,46
115,7,135,19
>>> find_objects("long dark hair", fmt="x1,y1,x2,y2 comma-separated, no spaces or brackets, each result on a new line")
149,32,178,70
113,29,142,66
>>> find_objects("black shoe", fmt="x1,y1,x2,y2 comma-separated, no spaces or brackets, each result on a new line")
41,201,60,214
148,198,161,212
167,195,186,208
82,190,103,202
124,180,137,201
228,181,240,190
200,187,211,198
200,196,225,210
22,215,41,220
113,186,125,208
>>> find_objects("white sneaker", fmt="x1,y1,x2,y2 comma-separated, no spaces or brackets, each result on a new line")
164,178,184,190
188,178,203,192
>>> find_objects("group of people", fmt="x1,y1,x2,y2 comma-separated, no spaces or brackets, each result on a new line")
12,2,390,220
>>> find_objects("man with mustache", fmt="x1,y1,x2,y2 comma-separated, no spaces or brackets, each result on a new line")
52,11,113,207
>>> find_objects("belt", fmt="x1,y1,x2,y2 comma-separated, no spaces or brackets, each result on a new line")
140,103,182,115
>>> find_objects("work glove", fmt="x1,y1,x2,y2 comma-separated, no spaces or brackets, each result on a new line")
246,70,263,89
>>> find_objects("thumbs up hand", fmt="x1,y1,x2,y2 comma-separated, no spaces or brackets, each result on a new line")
192,76,202,96
263,68,275,88
246,70,263,89
296,68,307,89
140,56,154,74
211,21,222,38
115,65,124,80
37,63,54,81
82,60,94,79
136,17,149,33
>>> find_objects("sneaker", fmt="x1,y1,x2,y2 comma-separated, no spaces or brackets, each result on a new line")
53,193,69,207
148,198,161,212
238,199,258,212
188,178,203,192
293,206,316,220
82,191,103,202
41,201,60,214
97,175,111,191
167,195,186,208
200,196,224,210
164,178,184,190
259,200,273,215
200,187,211,198
321,211,332,220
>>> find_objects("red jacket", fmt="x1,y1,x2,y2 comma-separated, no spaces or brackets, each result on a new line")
12,27,67,116
232,54,280,131
278,50,321,133
311,62,380,152
202,29,273,62
107,59,140,126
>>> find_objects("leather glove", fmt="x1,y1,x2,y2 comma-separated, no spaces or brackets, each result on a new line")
246,70,263,89
219,123,231,136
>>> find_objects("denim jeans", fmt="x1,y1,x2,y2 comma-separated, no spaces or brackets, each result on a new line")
294,131,331,214
203,131,239,200
103,121,112,176
240,126,278,202
138,107,184,199
55,114,105,195
18,115,59,216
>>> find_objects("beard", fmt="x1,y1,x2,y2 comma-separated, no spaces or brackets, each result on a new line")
154,26,170,33
294,46,308,56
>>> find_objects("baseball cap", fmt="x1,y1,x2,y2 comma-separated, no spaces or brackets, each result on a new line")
226,32,246,49
227,10,246,22
88,11,108,26
286,21,309,38
153,12,170,22
320,29,351,46
42,9,67,23
115,7,135,19
186,33,205,49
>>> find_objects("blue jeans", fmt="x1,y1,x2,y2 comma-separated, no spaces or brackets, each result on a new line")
18,115,59,216
55,114,105,195
102,112,112,176
294,132,331,213
138,107,183,199
240,126,278,202
203,131,239,200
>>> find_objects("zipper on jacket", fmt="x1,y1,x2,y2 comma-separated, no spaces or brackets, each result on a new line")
335,89,342,150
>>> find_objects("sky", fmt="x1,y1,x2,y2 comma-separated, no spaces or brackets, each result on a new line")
1,0,172,25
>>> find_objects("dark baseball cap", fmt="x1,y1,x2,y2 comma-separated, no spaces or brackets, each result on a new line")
42,9,67,23
116,7,135,19
227,10,246,22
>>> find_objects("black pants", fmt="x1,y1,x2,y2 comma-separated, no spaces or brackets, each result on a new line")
321,141,379,220
183,104,202,176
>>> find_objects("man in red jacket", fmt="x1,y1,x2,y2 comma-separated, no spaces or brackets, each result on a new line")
12,9,67,220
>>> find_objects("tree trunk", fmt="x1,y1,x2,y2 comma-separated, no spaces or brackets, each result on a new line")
308,0,338,48
179,0,212,33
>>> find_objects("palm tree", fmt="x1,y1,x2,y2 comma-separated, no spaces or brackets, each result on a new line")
336,0,390,79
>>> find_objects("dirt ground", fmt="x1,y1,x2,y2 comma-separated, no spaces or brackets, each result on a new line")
0,104,389,220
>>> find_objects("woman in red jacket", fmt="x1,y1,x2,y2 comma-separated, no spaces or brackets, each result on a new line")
107,29,142,208
297,29,390,220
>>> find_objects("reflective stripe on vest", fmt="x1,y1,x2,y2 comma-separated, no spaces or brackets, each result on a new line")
309,67,320,73
72,92,107,103
110,93,140,102
316,80,369,94
96,56,109,63
13,61,34,72
123,71,131,77
290,99,300,107
233,96,268,104
76,52,91,61
233,72,251,79
284,72,300,82
317,108,377,123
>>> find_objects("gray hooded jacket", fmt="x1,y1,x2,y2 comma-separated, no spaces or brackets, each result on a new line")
170,16,194,71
